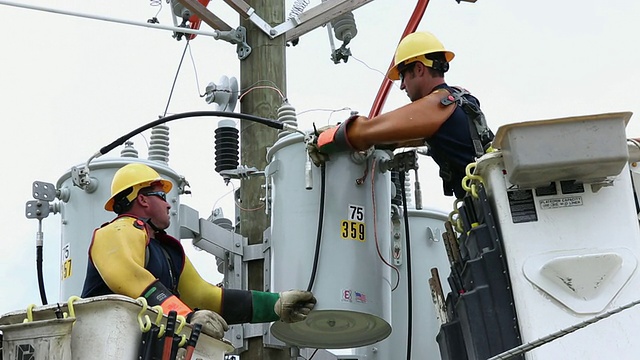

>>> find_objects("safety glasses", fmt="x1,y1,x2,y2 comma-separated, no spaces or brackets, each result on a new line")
398,61,417,82
142,191,167,201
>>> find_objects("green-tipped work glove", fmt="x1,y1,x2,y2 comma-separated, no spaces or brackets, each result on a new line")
274,290,317,323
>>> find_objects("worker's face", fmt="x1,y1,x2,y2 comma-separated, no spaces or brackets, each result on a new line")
399,62,420,102
140,184,171,229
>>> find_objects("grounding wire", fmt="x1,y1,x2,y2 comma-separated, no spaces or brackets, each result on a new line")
399,171,413,360
306,164,326,292
163,40,190,117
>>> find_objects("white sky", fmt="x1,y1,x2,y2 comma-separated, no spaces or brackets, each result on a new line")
2,0,640,319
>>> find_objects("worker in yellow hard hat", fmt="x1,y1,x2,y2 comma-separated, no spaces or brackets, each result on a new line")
81,163,316,339
310,31,494,199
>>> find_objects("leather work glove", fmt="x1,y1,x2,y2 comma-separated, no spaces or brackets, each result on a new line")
274,290,317,323
187,309,229,339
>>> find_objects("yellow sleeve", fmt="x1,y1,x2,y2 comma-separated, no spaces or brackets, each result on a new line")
90,218,156,298
177,256,223,313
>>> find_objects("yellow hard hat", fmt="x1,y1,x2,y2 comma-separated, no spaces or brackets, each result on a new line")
104,163,173,211
387,31,455,81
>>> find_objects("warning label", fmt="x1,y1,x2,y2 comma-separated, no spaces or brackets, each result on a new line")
507,189,537,223
540,196,583,210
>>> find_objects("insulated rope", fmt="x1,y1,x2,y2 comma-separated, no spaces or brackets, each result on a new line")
488,298,640,360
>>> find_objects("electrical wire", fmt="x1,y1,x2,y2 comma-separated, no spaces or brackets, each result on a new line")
350,55,400,91
94,110,287,159
370,159,401,291
186,43,206,97
162,40,190,117
37,245,48,305
230,181,265,212
238,85,285,102
306,164,326,292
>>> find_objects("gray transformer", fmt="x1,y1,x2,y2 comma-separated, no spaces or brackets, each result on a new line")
266,133,393,349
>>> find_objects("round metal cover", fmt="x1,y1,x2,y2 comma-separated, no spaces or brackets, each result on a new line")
270,309,391,349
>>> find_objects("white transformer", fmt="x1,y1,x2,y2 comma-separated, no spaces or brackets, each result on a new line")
354,208,452,359
266,133,393,349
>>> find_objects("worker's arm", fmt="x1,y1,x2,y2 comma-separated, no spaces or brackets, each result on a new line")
90,218,156,297
178,258,316,324
347,89,455,150
316,89,454,156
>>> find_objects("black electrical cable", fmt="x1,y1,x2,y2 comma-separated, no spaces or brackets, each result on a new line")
399,171,413,360
306,164,326,292
36,245,48,305
98,111,286,157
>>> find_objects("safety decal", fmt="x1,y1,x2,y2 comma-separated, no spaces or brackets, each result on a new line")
341,289,353,302
61,243,72,280
340,289,367,303
341,204,366,242
507,189,538,223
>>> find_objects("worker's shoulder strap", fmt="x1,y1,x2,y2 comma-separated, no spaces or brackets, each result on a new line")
440,85,494,158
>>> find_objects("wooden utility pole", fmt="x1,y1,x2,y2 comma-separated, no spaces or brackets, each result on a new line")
239,0,288,359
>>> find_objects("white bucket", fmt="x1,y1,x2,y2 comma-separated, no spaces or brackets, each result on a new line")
0,317,74,360
0,295,234,360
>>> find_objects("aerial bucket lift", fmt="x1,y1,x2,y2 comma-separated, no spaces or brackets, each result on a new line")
437,112,640,359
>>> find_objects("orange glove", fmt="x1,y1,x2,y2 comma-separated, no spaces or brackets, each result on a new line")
142,279,192,317
316,115,359,154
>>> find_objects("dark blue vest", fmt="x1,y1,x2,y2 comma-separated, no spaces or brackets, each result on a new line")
81,218,185,298
426,83,480,198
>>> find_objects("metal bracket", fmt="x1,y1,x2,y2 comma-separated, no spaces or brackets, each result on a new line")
379,150,419,173
215,26,252,60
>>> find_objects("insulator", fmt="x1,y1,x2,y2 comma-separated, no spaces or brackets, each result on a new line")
331,12,357,42
148,124,170,164
404,170,413,207
287,0,310,20
277,101,298,140
120,141,139,158
215,120,239,173
390,170,403,206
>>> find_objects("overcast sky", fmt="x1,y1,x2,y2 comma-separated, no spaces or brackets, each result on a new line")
2,0,640,320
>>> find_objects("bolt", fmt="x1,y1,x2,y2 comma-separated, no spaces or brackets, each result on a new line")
269,29,276,35
236,334,241,339
327,320,335,327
